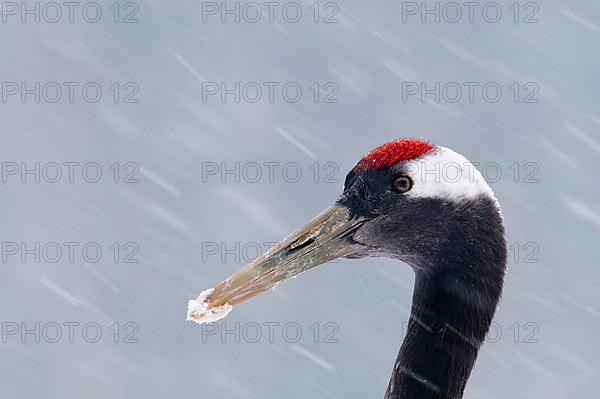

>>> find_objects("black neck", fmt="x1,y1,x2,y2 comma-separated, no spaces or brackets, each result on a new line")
385,202,506,399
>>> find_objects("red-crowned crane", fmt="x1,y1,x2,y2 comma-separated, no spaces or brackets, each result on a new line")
189,139,507,399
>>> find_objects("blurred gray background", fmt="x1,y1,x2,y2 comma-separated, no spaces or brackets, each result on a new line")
1,0,599,398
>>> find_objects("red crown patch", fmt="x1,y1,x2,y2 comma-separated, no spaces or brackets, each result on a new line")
354,139,434,172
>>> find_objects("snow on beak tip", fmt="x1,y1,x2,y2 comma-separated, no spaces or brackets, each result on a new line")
186,288,233,324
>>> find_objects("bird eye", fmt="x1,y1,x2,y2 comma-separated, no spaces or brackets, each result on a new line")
392,175,413,193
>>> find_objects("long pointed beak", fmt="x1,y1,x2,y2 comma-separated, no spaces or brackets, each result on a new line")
187,204,365,323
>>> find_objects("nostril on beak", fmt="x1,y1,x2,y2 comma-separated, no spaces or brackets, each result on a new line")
285,231,320,255
288,237,315,252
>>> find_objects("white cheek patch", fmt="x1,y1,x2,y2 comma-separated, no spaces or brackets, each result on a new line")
404,146,495,202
